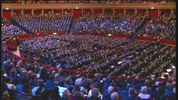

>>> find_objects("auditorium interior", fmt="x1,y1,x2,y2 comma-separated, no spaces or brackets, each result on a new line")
1,0,176,100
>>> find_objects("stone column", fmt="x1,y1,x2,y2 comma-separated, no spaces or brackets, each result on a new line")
146,9,149,16
51,9,54,15
158,9,161,16
42,9,44,16
31,9,34,16
170,9,174,16
135,9,137,15
124,9,126,15
21,10,24,16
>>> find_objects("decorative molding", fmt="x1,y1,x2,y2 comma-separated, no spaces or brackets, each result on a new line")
2,3,176,10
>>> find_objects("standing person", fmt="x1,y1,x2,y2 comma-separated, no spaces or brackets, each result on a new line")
137,86,151,100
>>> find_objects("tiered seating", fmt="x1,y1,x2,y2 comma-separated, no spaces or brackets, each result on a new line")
14,16,72,33
19,34,176,80
138,16,176,40
1,9,176,100
2,42,176,100
74,15,147,34
1,18,26,39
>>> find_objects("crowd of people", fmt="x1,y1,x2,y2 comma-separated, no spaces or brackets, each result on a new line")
74,15,147,34
13,16,72,33
138,16,176,40
19,34,176,79
1,18,26,39
2,34,176,100
1,8,176,99
2,14,176,40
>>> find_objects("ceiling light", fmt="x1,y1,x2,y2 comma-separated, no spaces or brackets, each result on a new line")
108,34,112,37
150,7,155,9
76,7,79,9
5,8,9,10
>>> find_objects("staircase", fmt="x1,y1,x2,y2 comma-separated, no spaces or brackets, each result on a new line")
68,18,78,34
11,19,34,34
133,17,149,37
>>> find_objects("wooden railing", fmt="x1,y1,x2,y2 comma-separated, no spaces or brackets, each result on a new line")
2,2,175,9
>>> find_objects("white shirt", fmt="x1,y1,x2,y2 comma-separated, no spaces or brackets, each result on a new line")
31,86,39,96
6,83,16,90
87,89,102,98
138,93,151,99
75,78,83,86
58,86,68,97
173,87,176,94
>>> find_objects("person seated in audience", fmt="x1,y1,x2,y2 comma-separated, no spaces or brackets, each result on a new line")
111,92,120,100
137,86,151,100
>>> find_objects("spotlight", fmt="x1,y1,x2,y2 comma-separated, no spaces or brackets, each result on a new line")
76,7,79,9
150,7,155,9
5,8,9,10
53,32,57,35
108,34,112,37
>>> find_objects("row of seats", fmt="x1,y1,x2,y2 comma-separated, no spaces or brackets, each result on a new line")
2,15,175,40
19,34,176,80
2,50,176,100
138,16,176,40
74,15,146,34
14,16,72,33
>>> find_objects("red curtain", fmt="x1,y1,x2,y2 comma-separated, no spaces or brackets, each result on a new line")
148,9,158,19
3,11,12,20
73,9,81,19
7,37,18,51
